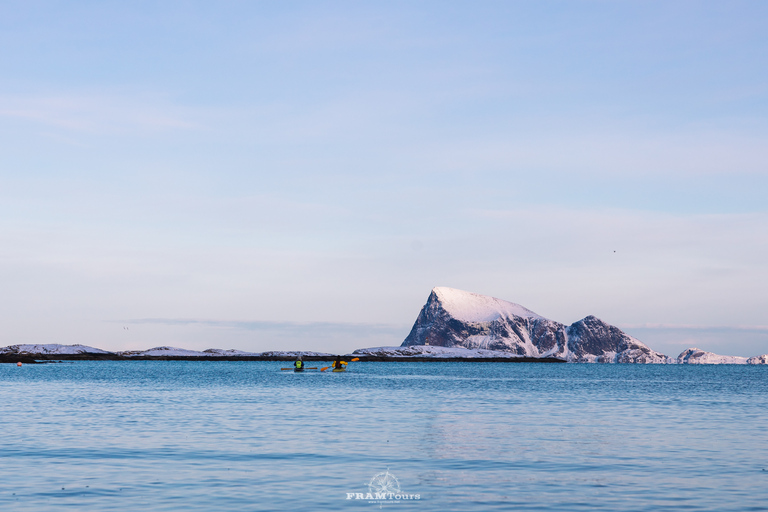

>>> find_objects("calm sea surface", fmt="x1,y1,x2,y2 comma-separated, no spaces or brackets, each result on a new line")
1,361,767,511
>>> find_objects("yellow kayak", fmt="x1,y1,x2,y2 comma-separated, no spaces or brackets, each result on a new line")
332,367,347,372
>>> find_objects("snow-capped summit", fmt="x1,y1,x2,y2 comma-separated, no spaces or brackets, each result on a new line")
430,287,543,322
402,287,668,363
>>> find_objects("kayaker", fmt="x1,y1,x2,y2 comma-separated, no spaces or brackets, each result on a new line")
332,356,343,370
294,355,304,371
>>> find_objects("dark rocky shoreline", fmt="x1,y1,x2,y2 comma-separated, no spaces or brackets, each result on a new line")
0,354,42,364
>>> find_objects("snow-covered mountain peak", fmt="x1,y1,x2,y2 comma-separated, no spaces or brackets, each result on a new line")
403,287,670,363
431,286,543,322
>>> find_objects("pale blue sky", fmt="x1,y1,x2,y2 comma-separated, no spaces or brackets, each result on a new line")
1,1,767,356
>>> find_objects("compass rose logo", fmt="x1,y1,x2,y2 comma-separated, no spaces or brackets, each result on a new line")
345,468,420,504
368,469,401,495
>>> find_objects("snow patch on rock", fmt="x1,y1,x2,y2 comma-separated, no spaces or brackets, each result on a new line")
119,346,209,357
117,347,334,357
257,350,335,358
0,344,112,355
747,354,768,364
676,348,748,364
353,345,526,359
202,348,261,356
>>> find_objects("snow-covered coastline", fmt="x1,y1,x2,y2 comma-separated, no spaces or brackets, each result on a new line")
0,343,545,361
117,347,336,358
0,344,112,355
747,354,768,364
2,343,765,364
119,346,261,357
353,345,527,359
0,344,336,359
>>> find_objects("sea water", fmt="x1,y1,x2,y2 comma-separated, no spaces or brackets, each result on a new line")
0,361,766,511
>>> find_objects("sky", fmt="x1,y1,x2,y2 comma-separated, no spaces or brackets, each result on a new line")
1,1,767,357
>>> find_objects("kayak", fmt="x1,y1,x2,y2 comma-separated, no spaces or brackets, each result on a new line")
332,367,346,372
294,368,304,372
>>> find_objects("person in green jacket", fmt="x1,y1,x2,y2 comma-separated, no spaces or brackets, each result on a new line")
294,355,304,372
